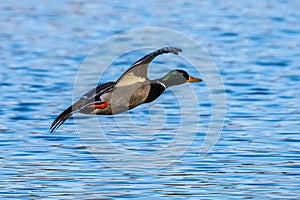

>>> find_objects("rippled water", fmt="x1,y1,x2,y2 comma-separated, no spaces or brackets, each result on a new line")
1,0,300,199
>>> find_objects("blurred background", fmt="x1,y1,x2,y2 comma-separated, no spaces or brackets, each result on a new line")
1,0,299,199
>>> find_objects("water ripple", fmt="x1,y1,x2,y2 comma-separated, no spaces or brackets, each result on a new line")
1,0,299,199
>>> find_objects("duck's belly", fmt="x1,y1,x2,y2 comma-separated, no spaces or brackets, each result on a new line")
92,83,150,115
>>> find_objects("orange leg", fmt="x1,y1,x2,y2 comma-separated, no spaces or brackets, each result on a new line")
88,102,109,109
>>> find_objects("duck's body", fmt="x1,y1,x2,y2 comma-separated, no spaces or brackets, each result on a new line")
50,47,201,133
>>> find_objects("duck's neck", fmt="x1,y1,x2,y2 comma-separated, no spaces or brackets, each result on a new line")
156,77,178,88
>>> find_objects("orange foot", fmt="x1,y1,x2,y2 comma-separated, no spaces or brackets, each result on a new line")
88,102,109,109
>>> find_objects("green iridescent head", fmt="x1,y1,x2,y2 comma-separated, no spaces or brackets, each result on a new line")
161,69,202,87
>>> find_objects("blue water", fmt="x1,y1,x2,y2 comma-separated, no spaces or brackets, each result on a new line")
1,0,300,199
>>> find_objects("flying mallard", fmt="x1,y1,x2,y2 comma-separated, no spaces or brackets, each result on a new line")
50,47,202,133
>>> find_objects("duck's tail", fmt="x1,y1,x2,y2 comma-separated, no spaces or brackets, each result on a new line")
50,105,73,133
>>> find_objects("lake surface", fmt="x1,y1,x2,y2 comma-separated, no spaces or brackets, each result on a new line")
1,0,300,199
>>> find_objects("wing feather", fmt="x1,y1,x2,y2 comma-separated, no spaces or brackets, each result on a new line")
115,47,182,87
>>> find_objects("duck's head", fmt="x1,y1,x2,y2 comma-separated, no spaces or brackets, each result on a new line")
161,69,202,88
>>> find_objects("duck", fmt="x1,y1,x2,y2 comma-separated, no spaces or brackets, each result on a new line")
50,47,202,133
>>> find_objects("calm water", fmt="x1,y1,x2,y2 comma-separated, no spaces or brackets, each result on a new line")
1,0,300,199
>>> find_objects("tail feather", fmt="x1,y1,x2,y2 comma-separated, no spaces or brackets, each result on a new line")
50,82,114,133
50,106,73,133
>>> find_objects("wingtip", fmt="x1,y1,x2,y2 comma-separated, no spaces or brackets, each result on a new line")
50,122,59,133
174,47,183,53
162,46,182,55
50,125,56,134
50,106,73,134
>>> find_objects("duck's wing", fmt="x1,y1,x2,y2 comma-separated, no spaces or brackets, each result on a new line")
115,46,182,87
50,81,115,133
81,81,115,102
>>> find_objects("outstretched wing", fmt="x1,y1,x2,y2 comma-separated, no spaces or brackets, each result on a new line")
50,81,115,133
115,46,182,87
